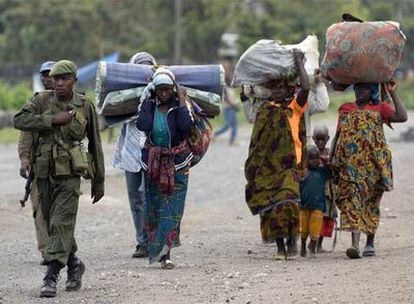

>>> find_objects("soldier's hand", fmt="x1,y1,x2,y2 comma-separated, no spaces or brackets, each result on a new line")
91,183,104,204
52,111,73,126
19,160,30,178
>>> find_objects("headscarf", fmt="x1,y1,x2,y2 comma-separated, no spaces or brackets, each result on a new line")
139,67,176,103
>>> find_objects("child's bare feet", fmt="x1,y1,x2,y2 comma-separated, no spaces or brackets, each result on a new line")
308,239,317,258
317,237,325,253
317,247,327,253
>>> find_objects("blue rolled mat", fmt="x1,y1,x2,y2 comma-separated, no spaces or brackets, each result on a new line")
96,62,224,107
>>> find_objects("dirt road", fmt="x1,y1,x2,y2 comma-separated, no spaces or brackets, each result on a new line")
1,114,414,304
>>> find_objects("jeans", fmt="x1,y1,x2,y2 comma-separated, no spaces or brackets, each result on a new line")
125,170,147,247
215,107,238,144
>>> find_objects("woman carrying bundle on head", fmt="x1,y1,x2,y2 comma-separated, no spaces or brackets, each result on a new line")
244,49,309,260
331,80,407,259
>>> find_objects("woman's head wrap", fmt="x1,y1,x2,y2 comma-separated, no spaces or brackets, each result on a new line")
139,67,176,103
152,67,175,88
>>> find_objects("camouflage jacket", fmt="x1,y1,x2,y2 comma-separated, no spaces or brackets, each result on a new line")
14,91,105,191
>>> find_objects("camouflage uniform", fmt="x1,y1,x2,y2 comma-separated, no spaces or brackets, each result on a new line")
18,131,48,255
14,90,105,265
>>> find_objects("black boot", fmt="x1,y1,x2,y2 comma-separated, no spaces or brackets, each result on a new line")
65,254,86,291
39,260,63,298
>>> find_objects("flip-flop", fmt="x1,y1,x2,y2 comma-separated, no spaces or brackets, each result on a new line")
346,246,361,259
160,259,175,269
362,245,376,257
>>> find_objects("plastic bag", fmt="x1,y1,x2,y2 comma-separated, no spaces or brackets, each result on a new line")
236,35,330,114
231,40,298,87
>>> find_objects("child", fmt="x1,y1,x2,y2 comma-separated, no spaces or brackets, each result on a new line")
300,146,331,257
312,125,337,253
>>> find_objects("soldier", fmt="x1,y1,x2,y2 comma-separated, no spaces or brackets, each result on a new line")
18,61,55,266
14,60,105,298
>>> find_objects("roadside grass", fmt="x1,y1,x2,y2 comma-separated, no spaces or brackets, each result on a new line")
0,128,20,144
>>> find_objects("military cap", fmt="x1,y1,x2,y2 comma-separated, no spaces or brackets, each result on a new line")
39,61,56,74
50,60,77,76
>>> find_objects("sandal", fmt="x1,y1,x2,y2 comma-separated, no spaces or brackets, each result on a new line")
160,259,175,269
362,245,376,257
345,246,361,259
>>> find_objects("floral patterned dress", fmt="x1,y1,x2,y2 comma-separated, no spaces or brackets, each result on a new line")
245,98,307,241
334,102,394,234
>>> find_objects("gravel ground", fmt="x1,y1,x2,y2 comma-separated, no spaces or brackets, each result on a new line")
0,113,414,304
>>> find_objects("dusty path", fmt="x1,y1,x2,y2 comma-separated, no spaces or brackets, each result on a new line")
0,113,414,304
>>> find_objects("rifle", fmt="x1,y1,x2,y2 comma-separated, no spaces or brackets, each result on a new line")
19,170,34,208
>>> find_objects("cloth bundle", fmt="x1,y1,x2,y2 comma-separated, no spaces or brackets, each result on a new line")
99,86,221,118
95,62,224,127
321,21,406,84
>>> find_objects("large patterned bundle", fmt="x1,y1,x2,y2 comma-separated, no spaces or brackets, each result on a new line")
321,21,406,84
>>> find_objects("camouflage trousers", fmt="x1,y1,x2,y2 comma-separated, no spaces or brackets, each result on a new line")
30,181,48,255
336,180,383,235
37,175,80,265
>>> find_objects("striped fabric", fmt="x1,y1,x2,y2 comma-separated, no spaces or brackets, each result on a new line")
112,119,146,172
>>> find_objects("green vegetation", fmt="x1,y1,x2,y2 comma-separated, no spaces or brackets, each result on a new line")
0,127,19,144
0,81,32,110
0,0,413,69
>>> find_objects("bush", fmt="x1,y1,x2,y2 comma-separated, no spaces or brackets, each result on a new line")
0,81,32,111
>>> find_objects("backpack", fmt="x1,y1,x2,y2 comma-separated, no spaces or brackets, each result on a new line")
187,100,212,162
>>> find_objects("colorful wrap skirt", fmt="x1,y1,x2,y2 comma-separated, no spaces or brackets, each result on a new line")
245,101,306,241
145,169,189,264
334,109,392,234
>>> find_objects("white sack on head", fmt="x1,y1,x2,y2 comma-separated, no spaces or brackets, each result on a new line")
231,40,298,87
235,35,329,114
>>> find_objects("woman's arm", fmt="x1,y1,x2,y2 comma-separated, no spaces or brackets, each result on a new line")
294,49,310,107
387,80,408,123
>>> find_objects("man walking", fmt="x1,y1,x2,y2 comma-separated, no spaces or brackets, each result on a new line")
14,60,105,297
18,61,55,265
